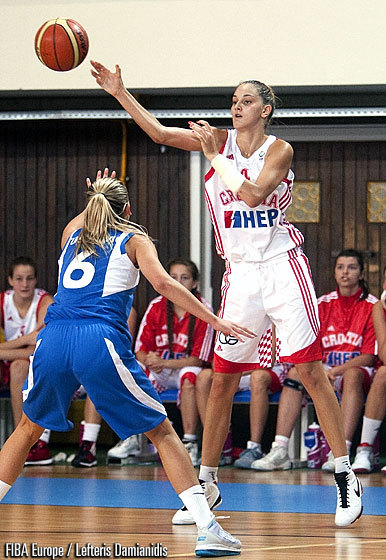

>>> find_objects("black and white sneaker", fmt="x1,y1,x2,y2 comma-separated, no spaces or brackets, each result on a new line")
172,480,222,525
334,470,363,526
71,441,97,468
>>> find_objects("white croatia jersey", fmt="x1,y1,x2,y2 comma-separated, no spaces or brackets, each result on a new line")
0,288,48,341
45,229,140,335
204,130,304,263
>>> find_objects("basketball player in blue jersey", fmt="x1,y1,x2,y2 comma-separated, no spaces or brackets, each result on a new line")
90,61,363,528
0,170,255,557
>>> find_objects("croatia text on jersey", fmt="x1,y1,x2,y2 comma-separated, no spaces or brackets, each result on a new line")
224,209,279,229
322,332,364,348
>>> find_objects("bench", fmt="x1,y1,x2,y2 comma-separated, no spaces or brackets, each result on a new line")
0,388,313,466
160,388,280,404
159,388,313,466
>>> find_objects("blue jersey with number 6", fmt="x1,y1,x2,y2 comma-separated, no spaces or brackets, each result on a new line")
45,229,139,334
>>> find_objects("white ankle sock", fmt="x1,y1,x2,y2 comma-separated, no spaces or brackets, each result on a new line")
0,480,11,501
83,423,101,443
183,434,197,442
334,455,351,473
275,435,289,449
199,465,218,483
360,417,382,446
247,441,261,452
179,484,214,528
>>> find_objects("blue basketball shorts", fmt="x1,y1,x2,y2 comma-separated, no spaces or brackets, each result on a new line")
23,320,167,438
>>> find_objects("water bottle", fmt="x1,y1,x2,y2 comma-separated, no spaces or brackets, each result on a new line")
319,430,330,465
304,422,322,468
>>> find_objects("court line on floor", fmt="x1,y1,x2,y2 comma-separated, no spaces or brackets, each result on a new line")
167,538,386,557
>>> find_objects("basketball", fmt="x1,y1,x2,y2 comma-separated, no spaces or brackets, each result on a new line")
34,18,89,71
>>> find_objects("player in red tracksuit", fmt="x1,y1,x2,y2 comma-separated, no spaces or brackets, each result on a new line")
318,250,378,470
135,259,214,466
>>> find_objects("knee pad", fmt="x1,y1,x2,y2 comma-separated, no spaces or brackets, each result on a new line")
283,377,303,392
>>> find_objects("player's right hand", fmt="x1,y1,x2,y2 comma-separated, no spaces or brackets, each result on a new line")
213,318,256,342
90,61,124,97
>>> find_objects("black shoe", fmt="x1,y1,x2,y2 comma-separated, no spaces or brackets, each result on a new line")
71,441,97,468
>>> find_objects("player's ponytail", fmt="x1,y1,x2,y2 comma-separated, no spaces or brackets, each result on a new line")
76,177,147,256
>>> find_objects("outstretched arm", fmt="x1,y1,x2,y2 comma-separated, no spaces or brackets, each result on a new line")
90,61,206,152
127,235,255,342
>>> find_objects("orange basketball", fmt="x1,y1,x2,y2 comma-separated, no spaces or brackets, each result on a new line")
35,18,89,71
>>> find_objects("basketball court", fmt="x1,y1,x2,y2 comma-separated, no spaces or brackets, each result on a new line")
1,463,385,559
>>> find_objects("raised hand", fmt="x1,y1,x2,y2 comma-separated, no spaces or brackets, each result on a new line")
90,60,124,98
86,167,116,188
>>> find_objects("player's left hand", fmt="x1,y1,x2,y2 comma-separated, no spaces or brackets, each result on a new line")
189,120,218,162
86,167,116,188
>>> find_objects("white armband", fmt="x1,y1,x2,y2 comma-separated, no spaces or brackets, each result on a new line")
211,154,245,194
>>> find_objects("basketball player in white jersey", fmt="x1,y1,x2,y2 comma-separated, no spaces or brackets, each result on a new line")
0,257,54,464
90,61,362,527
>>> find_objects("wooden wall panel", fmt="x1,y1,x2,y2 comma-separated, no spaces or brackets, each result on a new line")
291,141,385,298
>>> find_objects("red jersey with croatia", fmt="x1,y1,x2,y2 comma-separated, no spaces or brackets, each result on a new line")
135,294,214,362
318,288,378,393
135,294,214,394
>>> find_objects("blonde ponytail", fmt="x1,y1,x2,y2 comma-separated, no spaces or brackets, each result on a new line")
76,177,147,256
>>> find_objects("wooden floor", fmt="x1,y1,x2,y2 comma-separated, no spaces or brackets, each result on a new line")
1,465,385,559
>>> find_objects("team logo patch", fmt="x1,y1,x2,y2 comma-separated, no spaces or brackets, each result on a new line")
218,333,239,345
224,209,278,228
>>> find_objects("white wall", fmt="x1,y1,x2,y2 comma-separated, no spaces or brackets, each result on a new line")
1,0,385,91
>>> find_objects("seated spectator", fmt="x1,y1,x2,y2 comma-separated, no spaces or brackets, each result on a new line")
251,249,377,471
134,258,214,467
0,257,54,464
352,265,386,473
